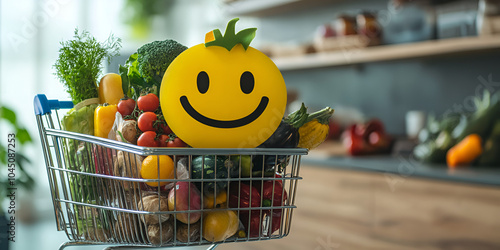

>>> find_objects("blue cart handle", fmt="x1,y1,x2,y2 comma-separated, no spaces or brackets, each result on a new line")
34,94,74,115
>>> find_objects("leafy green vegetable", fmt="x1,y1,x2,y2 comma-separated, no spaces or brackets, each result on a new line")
120,39,187,99
457,90,500,141
54,28,121,104
61,104,98,135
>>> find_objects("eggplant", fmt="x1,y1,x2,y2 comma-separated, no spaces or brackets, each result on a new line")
259,119,300,148
251,154,289,176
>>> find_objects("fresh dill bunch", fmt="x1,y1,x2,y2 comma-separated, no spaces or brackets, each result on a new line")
54,28,122,104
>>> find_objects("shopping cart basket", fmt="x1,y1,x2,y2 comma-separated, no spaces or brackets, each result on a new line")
34,94,308,249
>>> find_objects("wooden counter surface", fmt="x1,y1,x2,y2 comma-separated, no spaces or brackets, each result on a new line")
218,165,500,250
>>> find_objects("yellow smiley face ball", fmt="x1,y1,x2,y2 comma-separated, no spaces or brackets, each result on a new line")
160,19,286,148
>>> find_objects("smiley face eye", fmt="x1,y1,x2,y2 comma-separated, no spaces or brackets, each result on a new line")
240,71,254,94
197,71,209,94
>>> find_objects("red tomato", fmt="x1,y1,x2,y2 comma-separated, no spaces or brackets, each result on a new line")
137,93,159,112
157,134,170,147
117,98,136,117
167,137,188,147
138,112,157,132
159,122,173,135
137,131,158,147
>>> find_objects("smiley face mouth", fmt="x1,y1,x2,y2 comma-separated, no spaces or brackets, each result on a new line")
180,96,269,128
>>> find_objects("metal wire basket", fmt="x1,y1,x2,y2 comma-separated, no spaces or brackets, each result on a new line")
34,94,307,250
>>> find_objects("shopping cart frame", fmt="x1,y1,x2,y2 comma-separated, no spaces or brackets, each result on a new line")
34,94,308,249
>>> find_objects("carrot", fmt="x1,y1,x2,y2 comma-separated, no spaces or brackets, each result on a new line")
446,134,483,168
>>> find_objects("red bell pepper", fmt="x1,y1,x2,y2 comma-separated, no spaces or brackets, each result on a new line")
239,211,262,237
229,182,263,237
259,176,287,236
343,124,369,155
260,177,287,207
228,182,261,216
229,178,289,237
343,119,392,155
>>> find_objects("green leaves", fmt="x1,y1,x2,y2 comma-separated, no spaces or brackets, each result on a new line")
54,28,122,104
0,106,32,145
121,53,154,99
285,103,309,129
0,106,16,125
205,18,257,51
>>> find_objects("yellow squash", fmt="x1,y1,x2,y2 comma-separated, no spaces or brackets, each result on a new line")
296,106,334,150
298,119,330,149
94,104,117,138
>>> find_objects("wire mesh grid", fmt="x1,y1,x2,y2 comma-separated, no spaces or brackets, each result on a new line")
35,107,307,248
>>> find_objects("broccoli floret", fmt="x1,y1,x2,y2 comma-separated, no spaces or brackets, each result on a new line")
137,39,188,85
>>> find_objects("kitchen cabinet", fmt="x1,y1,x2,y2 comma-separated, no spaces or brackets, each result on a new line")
272,36,500,71
223,0,341,16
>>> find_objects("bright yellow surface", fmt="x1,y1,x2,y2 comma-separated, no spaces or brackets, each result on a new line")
160,44,286,148
98,73,124,105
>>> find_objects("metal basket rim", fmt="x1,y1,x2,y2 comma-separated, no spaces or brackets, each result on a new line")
44,127,309,156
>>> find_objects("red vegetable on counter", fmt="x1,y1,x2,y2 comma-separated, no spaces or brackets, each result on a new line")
343,119,392,156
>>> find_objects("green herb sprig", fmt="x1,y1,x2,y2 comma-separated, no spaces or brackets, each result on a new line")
54,28,122,104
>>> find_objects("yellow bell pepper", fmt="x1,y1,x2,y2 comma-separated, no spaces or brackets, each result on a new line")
98,73,124,105
94,104,117,138
203,190,227,209
202,209,239,242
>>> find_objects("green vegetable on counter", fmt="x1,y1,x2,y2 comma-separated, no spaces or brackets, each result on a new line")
456,90,500,141
478,119,500,166
54,28,121,104
414,90,500,165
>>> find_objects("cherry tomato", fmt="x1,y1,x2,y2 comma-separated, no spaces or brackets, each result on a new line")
167,137,188,147
138,93,159,112
117,97,136,117
137,131,158,147
159,122,173,135
138,112,157,132
157,134,170,147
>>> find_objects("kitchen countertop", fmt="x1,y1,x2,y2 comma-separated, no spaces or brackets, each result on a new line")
303,141,500,187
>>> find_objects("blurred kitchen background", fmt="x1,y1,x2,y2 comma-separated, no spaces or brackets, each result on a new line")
2,0,500,249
